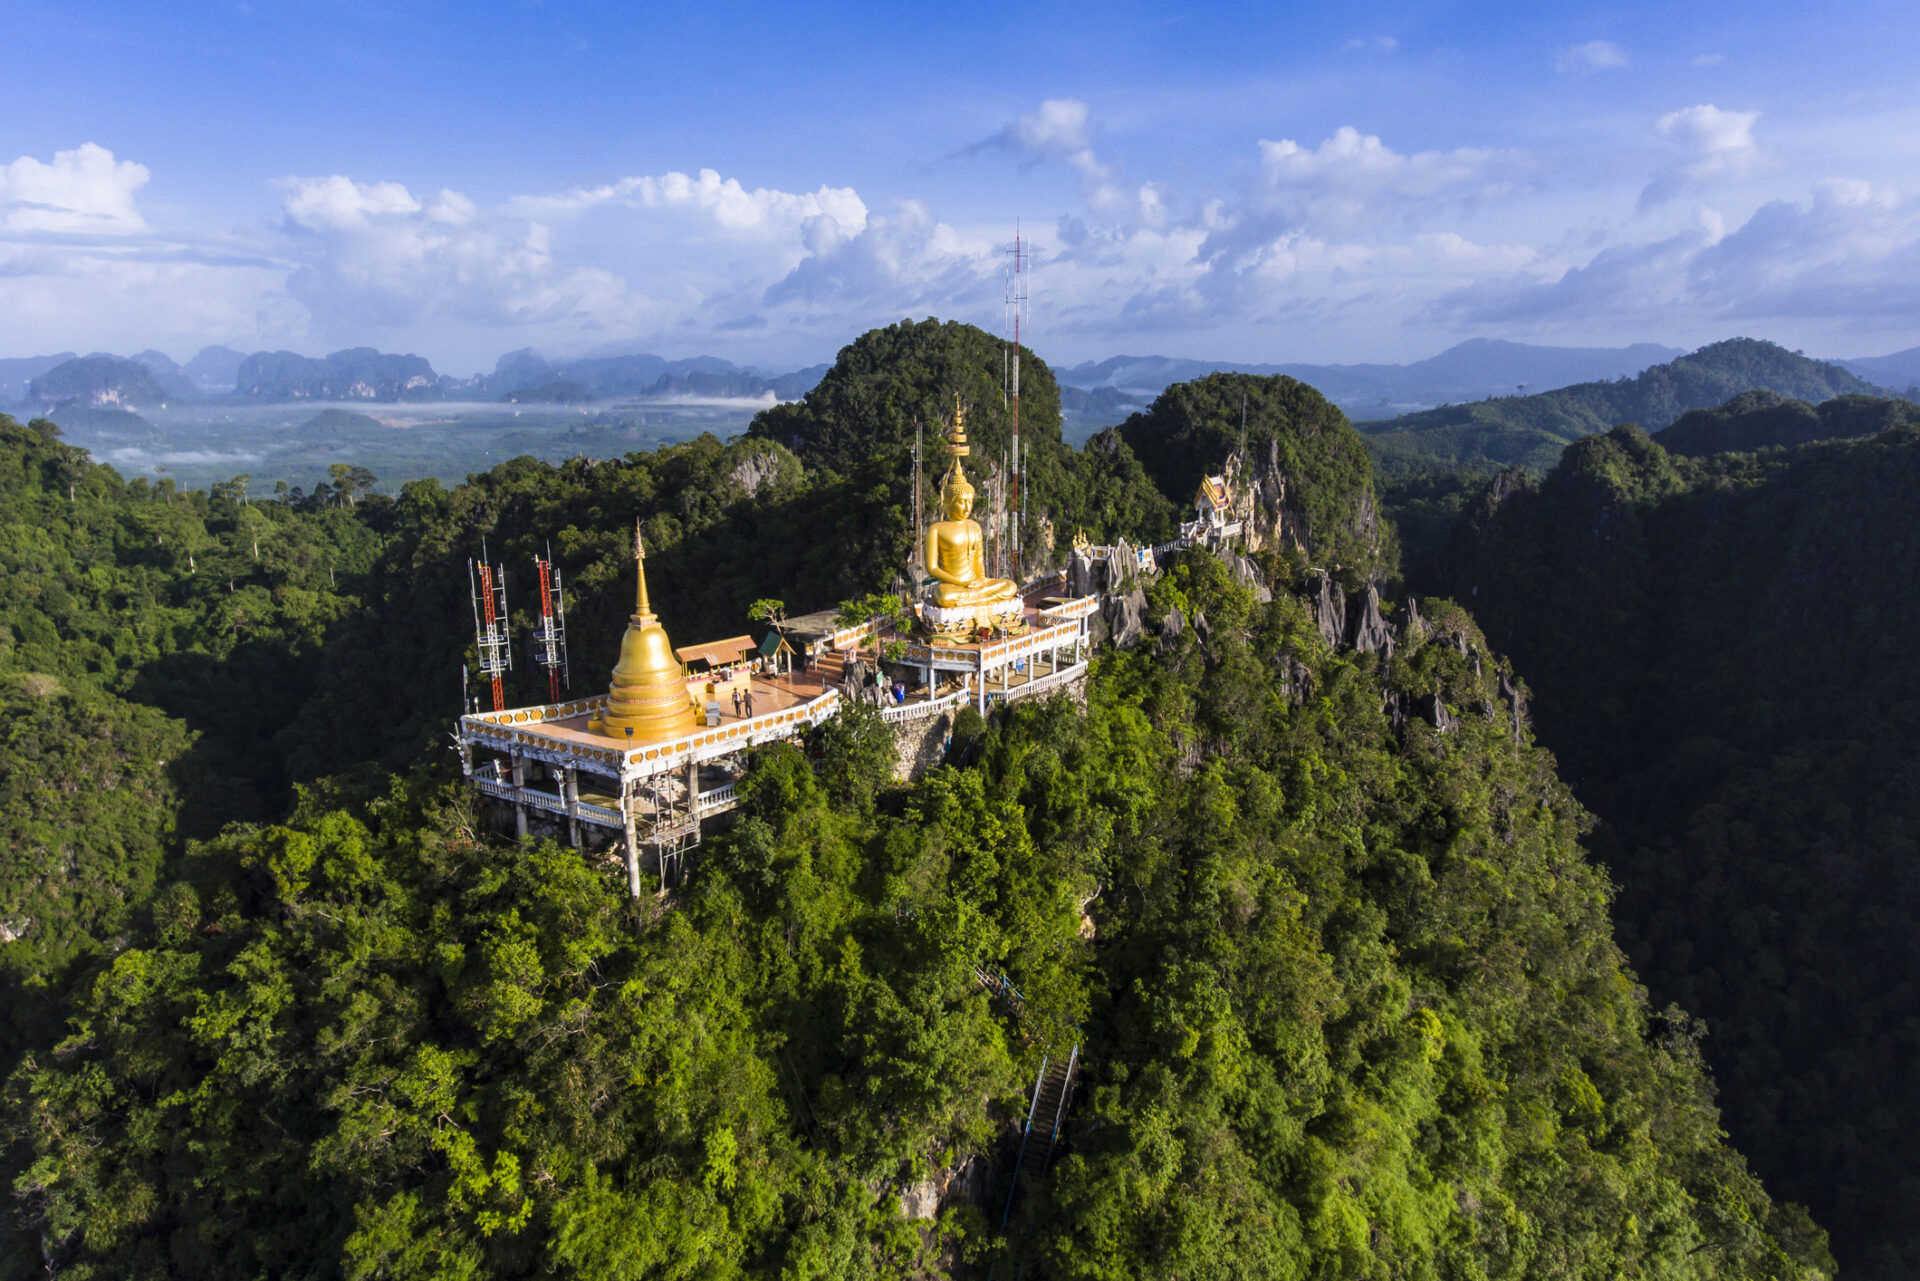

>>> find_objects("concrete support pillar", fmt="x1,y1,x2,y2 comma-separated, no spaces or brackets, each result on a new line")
511,752,528,840
621,782,641,899
564,766,580,849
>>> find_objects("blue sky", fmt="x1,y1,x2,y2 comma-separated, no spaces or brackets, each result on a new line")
3,0,1918,374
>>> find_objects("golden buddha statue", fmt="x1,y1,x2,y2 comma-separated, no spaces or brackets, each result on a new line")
590,523,699,743
923,400,1018,627
926,465,1017,608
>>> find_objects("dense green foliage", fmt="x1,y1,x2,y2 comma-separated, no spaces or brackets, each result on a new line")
1118,372,1390,586
1362,340,1881,475
1429,422,1920,1277
1655,390,1920,457
3,542,1828,1278
0,321,1855,1277
0,415,377,1005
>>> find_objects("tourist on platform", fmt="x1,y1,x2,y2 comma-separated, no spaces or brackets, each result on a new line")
731,688,742,717
743,689,756,718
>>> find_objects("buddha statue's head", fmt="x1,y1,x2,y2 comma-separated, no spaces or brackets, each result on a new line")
942,465,975,520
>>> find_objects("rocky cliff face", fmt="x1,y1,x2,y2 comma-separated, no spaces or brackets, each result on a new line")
1222,436,1387,581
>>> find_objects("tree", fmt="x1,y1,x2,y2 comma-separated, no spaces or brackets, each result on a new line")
326,463,378,507
747,597,788,637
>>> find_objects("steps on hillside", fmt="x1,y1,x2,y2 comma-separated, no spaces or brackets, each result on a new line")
1000,1045,1079,1228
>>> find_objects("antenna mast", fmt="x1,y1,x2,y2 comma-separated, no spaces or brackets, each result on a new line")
911,417,923,592
469,542,511,712
531,543,570,705
1004,224,1028,583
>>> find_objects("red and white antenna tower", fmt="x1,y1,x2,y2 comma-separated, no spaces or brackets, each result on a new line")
530,543,570,704
1004,225,1029,583
469,543,511,712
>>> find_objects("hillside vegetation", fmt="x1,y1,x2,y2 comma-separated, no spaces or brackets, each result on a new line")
0,322,1840,1278
1362,339,1881,475
1655,389,1920,456
1427,421,1920,1278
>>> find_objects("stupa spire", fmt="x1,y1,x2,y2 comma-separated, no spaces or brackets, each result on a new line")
634,519,654,620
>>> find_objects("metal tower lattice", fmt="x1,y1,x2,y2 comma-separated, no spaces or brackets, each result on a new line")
531,545,570,704
469,547,511,712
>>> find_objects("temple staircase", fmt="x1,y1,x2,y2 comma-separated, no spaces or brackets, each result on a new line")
1000,1044,1079,1229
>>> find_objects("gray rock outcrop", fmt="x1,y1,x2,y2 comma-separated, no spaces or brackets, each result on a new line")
1349,583,1393,657
1309,572,1346,649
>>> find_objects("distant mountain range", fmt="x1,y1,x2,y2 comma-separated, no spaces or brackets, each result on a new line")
1054,338,1690,421
1,344,833,408
4,334,1916,420
236,348,441,401
1360,339,1890,475
1835,346,1920,389
476,350,829,402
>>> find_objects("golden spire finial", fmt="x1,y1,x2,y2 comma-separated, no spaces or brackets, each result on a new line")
946,393,969,459
633,518,654,621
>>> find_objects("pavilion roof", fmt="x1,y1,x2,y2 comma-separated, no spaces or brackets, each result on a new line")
675,635,757,668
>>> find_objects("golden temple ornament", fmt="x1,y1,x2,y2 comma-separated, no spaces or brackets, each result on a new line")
590,520,699,743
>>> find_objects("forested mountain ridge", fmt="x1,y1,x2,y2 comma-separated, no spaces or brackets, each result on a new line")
1362,339,1884,475
1426,421,1920,1278
0,322,1836,1277
1117,371,1391,589
1656,389,1920,456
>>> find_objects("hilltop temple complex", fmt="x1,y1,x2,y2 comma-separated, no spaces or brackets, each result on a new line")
455,402,1104,896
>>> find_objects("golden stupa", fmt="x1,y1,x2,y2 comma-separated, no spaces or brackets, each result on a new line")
590,523,699,743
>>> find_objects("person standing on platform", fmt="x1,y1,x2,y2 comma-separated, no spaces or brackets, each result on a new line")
732,687,742,717
743,688,756,718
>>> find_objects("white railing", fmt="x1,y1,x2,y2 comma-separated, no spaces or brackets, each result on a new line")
521,789,569,814
1039,595,1099,623
986,660,1088,704
881,687,969,724
696,782,739,814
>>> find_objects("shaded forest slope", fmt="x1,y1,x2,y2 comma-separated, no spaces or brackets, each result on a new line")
1430,422,1920,1277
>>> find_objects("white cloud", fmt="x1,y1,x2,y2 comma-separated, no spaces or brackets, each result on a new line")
1248,126,1523,237
0,143,150,233
1692,53,1727,67
1429,179,1920,348
1641,103,1761,208
763,201,993,312
1344,36,1399,52
277,174,644,342
5,100,1918,376
515,168,867,238
281,175,420,231
1556,40,1630,74
983,98,1166,228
